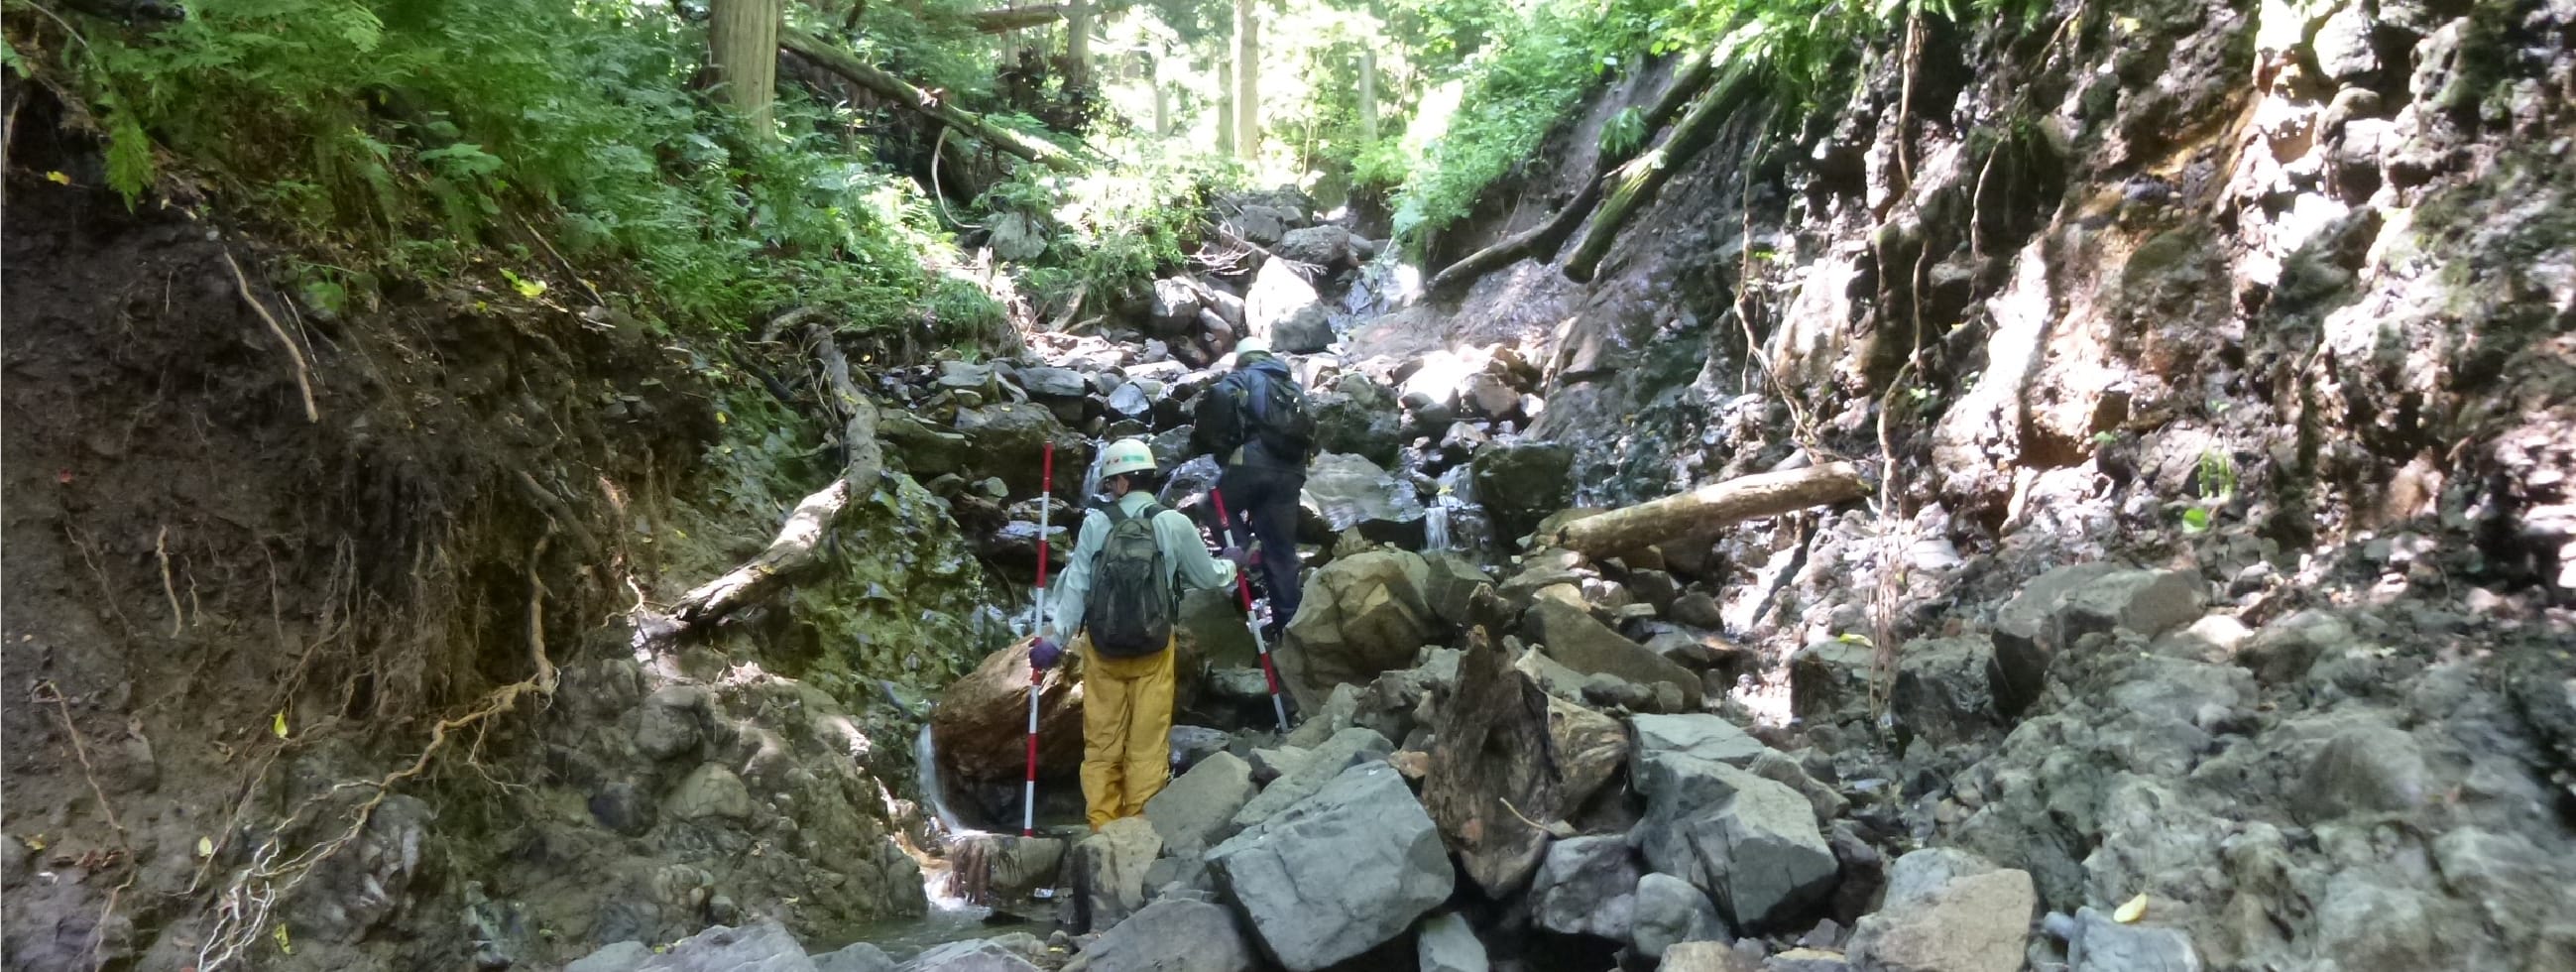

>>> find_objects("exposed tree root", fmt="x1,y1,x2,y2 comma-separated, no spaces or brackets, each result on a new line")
221,251,319,424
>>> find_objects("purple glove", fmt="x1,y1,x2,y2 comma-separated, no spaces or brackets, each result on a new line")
1029,638,1064,670
1219,547,1254,570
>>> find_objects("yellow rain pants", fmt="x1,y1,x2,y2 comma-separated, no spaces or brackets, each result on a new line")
1076,634,1176,829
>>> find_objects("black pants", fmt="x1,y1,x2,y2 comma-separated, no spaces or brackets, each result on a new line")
1215,463,1304,631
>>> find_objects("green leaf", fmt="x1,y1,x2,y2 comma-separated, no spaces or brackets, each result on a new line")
2179,507,2211,534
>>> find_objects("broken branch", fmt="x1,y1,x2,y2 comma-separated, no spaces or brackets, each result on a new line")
781,30,1082,172
1545,462,1868,558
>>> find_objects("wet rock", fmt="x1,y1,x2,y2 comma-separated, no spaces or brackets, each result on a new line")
1583,671,1660,711
589,781,656,836
1145,751,1257,855
1302,452,1428,547
935,643,1082,787
1417,911,1489,972
1633,872,1727,959
1524,598,1701,707
938,360,999,397
1636,753,1837,931
1422,553,1495,629
2068,905,2200,971
1634,713,1771,768
1207,764,1456,971
1247,746,1310,784
1063,900,1256,972
1530,835,1642,938
2293,723,2425,821
1272,305,1336,354
1435,421,1489,465
1232,727,1393,829
1890,636,2001,745
1312,373,1405,467
1470,440,1577,542
815,943,895,972
1169,725,1232,772
1277,225,1356,270
1277,550,1436,710
954,404,1085,497
1790,639,1876,723
636,921,815,972
636,685,707,761
666,763,754,821
1017,366,1089,401
1072,817,1163,932
898,938,1043,972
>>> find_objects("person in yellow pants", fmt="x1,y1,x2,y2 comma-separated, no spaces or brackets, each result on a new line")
1033,439,1244,829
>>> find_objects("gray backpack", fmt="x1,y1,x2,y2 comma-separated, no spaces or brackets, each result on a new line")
1086,503,1172,658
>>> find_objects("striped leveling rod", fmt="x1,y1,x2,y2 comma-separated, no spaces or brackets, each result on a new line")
1023,442,1053,837
1210,488,1291,733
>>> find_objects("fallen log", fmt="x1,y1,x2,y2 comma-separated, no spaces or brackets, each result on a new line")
1424,45,1721,298
970,4,1065,32
1563,52,1760,283
669,323,883,628
1544,462,1866,559
781,29,1082,172
1423,627,1564,898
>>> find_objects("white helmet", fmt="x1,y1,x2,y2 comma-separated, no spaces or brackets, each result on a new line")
1098,438,1157,479
1235,335,1272,356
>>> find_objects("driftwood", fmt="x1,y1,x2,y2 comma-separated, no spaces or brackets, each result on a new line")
1545,462,1867,559
781,30,1081,172
1423,627,1564,898
668,324,882,627
1423,47,1720,298
1563,56,1759,283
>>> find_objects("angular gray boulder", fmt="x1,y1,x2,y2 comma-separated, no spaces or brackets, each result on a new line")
1631,872,1726,959
1890,635,2003,745
2068,905,2201,971
1231,727,1392,829
1063,900,1257,972
1523,598,1701,708
1634,753,1836,932
1207,764,1456,971
1276,550,1437,710
1529,835,1641,939
1417,912,1489,972
1072,817,1162,932
1302,452,1428,547
1844,850,2035,972
635,922,815,972
897,938,1042,972
1146,751,1258,855
1632,713,1770,768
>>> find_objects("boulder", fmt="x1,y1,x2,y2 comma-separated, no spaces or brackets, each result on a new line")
2058,569,2205,643
635,685,707,762
1272,305,1337,354
635,922,815,972
1524,599,1701,707
1991,562,2126,714
1245,260,1321,339
1790,639,1876,723
1276,550,1437,710
2292,723,2425,822
1663,941,1760,972
1152,278,1207,331
1063,900,1256,972
1016,365,1089,401
897,938,1042,972
952,404,1086,498
1635,753,1836,932
2068,905,2201,971
1632,872,1727,959
1890,636,2002,745
1302,453,1429,547
665,763,754,822
1632,714,1771,768
934,643,1082,786
569,942,654,972
1470,441,1577,542
1146,752,1258,854
814,943,895,972
1417,911,1489,972
1277,224,1356,270
1312,373,1406,467
1844,851,2035,972
1765,948,1851,972
1283,683,1361,749
1072,817,1163,932
1422,554,1495,629
1530,835,1642,938
1207,764,1456,971
1179,586,1258,668
1671,591,1726,628
1232,727,1392,829
1224,205,1290,246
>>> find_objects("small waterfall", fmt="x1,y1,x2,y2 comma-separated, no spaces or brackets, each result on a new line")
912,724,973,836
1426,492,1456,552
1074,435,1111,508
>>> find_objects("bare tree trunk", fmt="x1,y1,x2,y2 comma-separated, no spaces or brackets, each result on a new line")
1545,463,1867,559
1218,59,1236,156
1152,59,1172,137
1232,0,1259,163
1356,45,1378,143
1065,0,1092,88
709,0,784,128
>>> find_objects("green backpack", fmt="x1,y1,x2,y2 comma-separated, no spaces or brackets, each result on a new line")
1086,502,1173,658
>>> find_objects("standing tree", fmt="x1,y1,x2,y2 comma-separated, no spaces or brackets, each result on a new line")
1218,58,1236,155
708,0,784,128
1356,42,1378,142
1067,0,1093,88
1232,0,1258,162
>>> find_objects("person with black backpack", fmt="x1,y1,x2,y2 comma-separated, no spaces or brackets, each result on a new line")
1031,438,1245,829
1192,336,1315,639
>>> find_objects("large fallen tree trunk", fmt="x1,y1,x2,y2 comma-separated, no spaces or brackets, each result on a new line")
1544,462,1866,558
669,323,884,628
1563,54,1760,283
1424,46,1721,298
971,4,1065,32
782,29,1082,172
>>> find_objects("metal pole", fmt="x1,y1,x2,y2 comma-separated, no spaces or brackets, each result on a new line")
1211,489,1291,733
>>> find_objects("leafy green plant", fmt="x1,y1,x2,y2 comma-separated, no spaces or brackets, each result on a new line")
1598,105,1648,156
